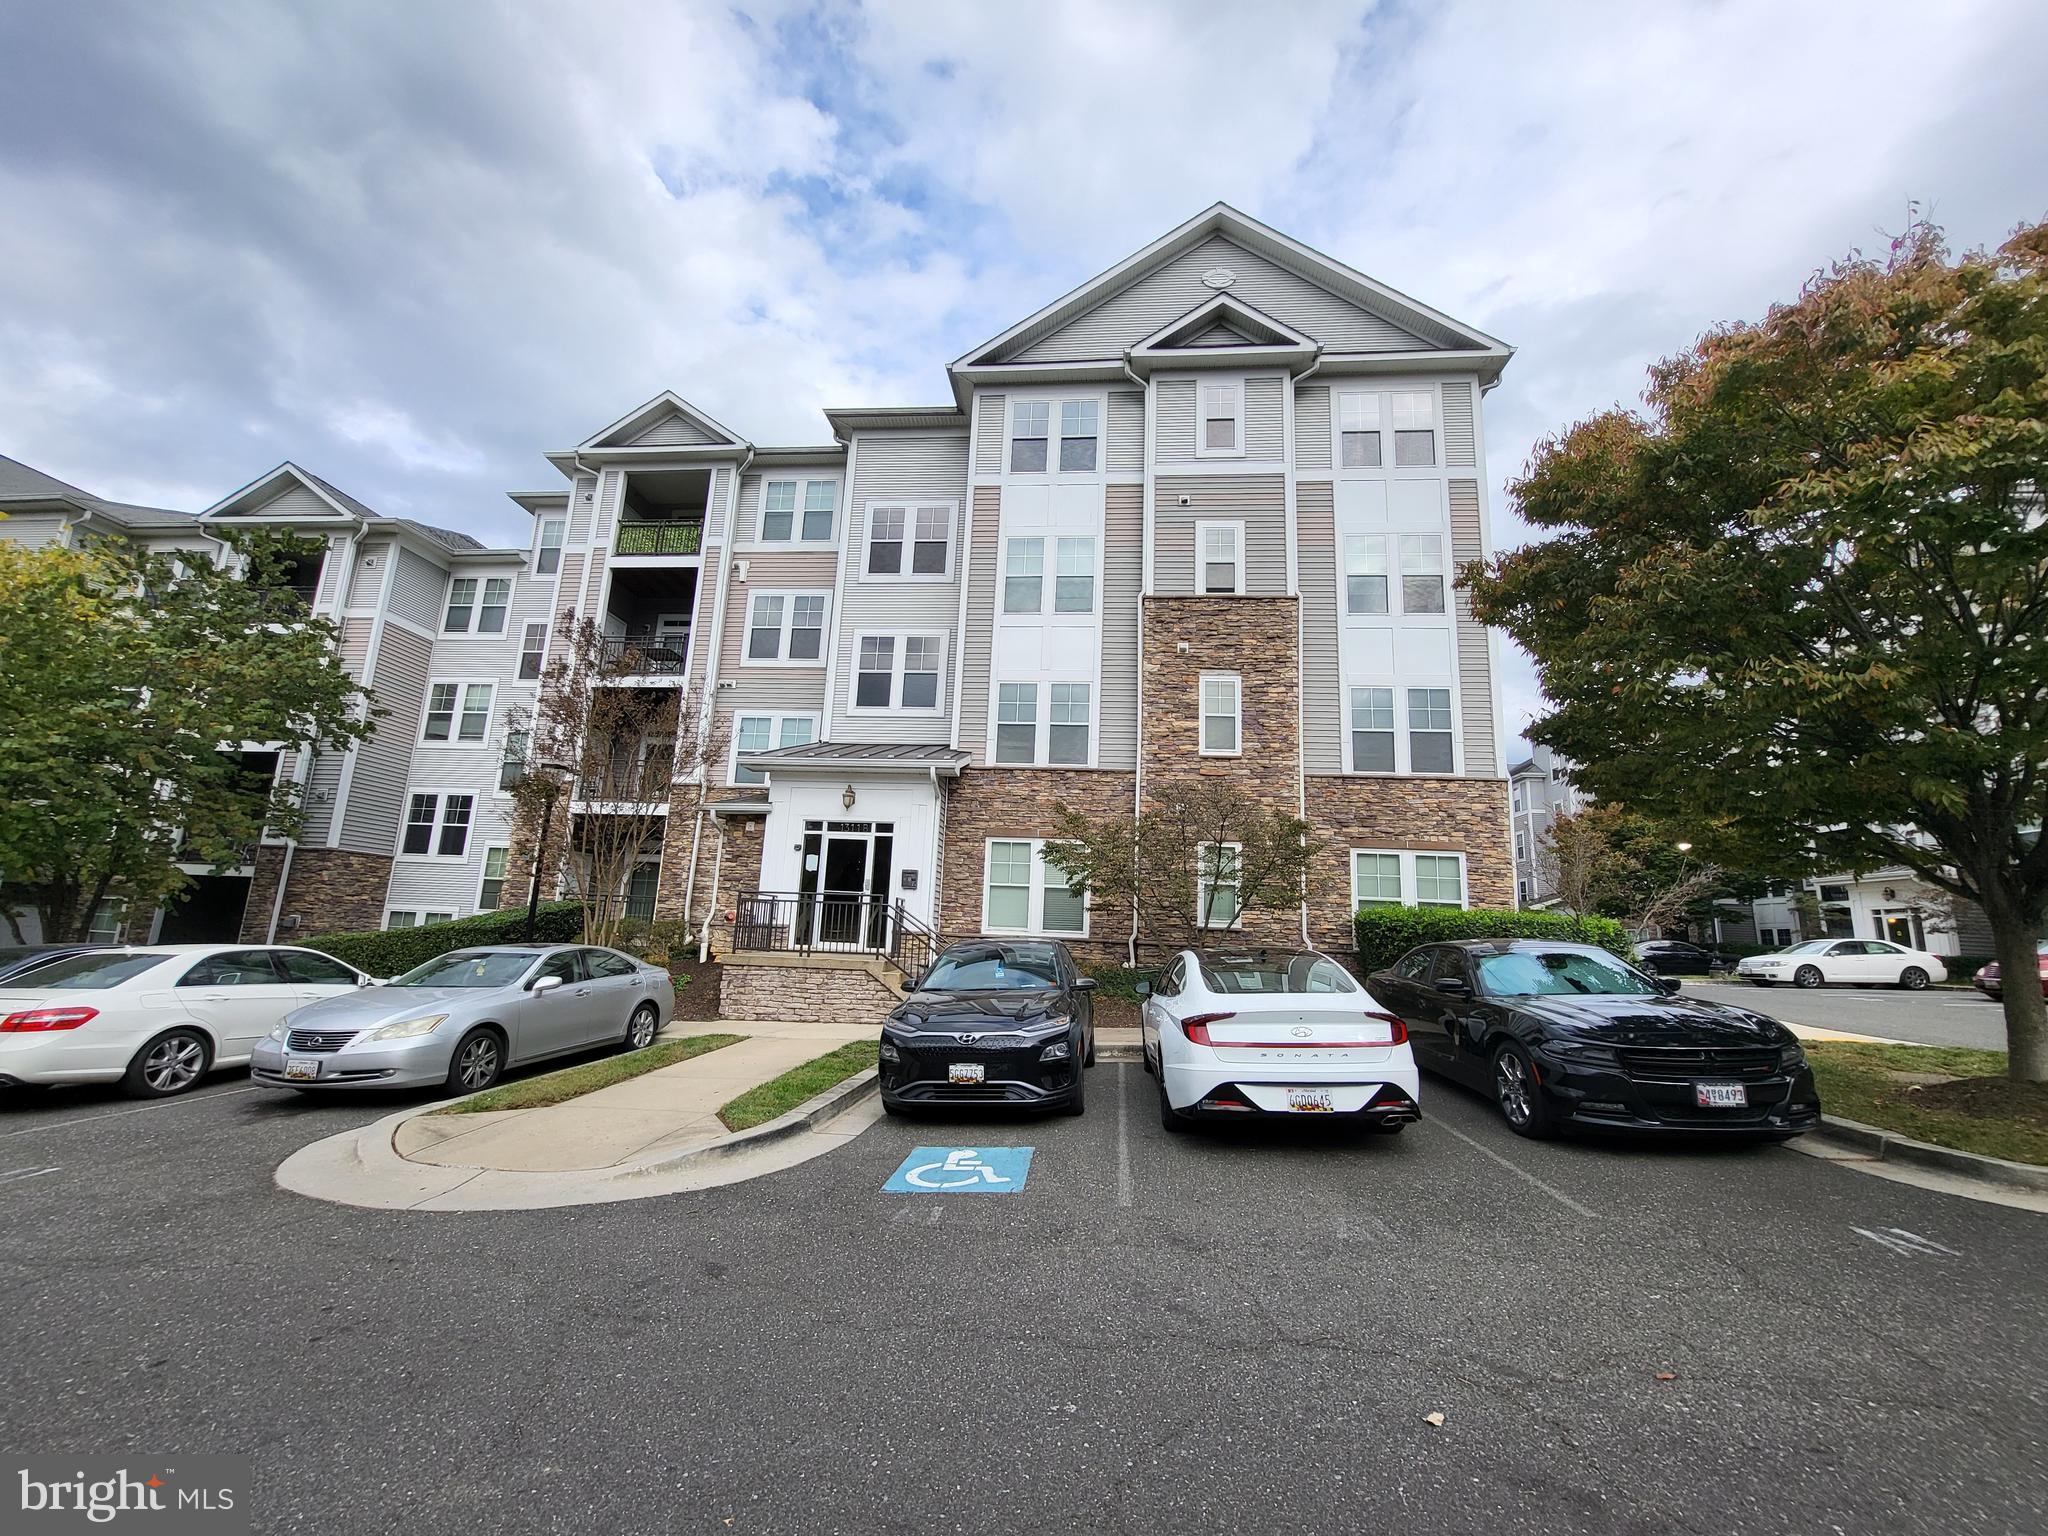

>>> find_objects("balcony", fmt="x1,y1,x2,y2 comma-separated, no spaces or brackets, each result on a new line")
614,520,702,557
613,465,710,560
599,632,691,676
601,564,698,684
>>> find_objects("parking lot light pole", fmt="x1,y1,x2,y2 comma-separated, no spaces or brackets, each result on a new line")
525,760,574,941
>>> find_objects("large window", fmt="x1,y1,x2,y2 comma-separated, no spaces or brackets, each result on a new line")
983,839,1087,936
730,713,818,784
1349,686,1396,772
1054,537,1095,612
1338,392,1382,467
759,478,838,543
865,503,953,578
993,681,1089,765
400,792,474,858
1059,400,1098,471
851,633,944,712
518,622,549,681
995,682,1037,764
1399,534,1446,613
534,518,565,576
1003,538,1043,613
1197,842,1241,928
1009,399,1101,475
1391,391,1437,466
1197,521,1244,595
1048,683,1090,764
1344,535,1388,614
1200,673,1241,756
1198,380,1242,457
1351,849,1467,910
744,591,827,663
442,578,477,633
1003,536,1095,614
421,681,494,744
477,578,511,635
1009,402,1049,472
1408,687,1455,772
1352,851,1403,907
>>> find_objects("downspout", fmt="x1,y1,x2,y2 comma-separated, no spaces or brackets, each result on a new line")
1123,358,1150,969
696,812,727,963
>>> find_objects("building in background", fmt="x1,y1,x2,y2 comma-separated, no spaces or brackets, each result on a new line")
1508,744,1587,907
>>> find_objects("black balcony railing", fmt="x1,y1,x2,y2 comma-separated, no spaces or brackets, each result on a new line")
613,520,703,556
731,890,941,979
599,632,690,676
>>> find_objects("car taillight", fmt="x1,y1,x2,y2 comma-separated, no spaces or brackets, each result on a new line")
1,1006,97,1032
1179,1012,1237,1045
1370,1011,1409,1047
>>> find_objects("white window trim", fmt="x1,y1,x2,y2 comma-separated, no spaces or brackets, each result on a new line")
477,845,512,913
395,790,479,862
517,621,550,681
1351,848,1469,911
532,517,566,578
1195,377,1245,460
1343,682,1461,776
859,500,958,583
1333,384,1443,476
1003,393,1107,480
989,679,1095,768
418,678,498,748
727,711,821,785
1194,519,1247,596
999,532,1100,620
848,630,947,714
752,476,841,549
386,909,457,930
1196,841,1244,930
980,838,1090,938
441,576,481,634
739,589,831,668
1198,671,1242,758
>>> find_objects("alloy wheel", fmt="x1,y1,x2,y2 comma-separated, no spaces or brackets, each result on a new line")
628,1004,659,1049
456,1036,501,1090
1795,966,1823,989
1900,967,1929,991
142,1035,205,1094
1494,1050,1533,1126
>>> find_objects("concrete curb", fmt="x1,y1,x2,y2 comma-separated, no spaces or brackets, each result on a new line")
617,1068,878,1177
1811,1113,2048,1194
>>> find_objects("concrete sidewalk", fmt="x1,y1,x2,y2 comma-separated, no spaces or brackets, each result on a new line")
394,1019,873,1173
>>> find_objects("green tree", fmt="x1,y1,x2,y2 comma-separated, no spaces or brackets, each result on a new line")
1470,217,2048,1079
0,531,373,942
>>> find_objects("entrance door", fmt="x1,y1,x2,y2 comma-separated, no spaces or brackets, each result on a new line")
1883,914,1916,948
817,836,870,948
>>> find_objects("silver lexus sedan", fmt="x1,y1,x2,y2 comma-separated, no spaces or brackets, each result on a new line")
250,944,676,1094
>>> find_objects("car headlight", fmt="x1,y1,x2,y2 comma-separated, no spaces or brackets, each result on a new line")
879,1038,900,1063
1778,1043,1807,1071
1039,1040,1073,1062
1540,1037,1618,1065
1037,1012,1073,1031
268,1024,287,1041
358,1013,449,1043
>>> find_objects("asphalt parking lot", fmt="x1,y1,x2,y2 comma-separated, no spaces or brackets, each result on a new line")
1679,979,2010,1049
3,1063,2046,1535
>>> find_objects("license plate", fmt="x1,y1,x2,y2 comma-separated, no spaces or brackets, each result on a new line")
1695,1081,1747,1108
1286,1088,1336,1112
948,1063,985,1085
283,1056,321,1082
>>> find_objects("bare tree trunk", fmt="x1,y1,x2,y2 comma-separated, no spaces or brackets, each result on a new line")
1985,897,2048,1082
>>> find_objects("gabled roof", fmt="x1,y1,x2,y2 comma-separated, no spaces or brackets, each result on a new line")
200,462,365,521
1134,292,1314,352
0,452,195,531
577,391,747,453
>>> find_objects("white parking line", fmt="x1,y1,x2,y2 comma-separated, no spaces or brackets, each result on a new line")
0,1086,263,1138
1429,1114,1601,1219
1115,1063,1133,1208
0,1165,60,1183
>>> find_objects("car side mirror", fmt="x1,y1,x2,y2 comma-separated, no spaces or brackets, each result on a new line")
1134,980,1152,999
1073,977,1099,992
1656,976,1682,994
530,975,563,996
1433,977,1471,996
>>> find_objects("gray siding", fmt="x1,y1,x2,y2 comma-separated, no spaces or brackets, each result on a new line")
1442,381,1477,467
1294,384,1331,472
238,483,334,520
1244,374,1284,460
1155,380,1196,463
973,393,1006,476
627,411,721,447
719,547,835,773
955,487,1000,765
1449,479,1498,778
390,548,447,632
1107,390,1145,473
1098,485,1143,769
1151,475,1288,597
733,473,762,545
567,475,596,543
344,539,395,612
0,512,68,547
338,626,432,857
1012,235,1434,362
1297,483,1342,775
313,535,349,610
705,466,730,545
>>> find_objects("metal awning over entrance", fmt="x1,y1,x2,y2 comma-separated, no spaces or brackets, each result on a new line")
733,741,971,776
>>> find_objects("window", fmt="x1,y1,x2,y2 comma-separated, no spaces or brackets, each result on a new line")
1352,849,1468,910
1197,842,1241,928
1344,535,1388,614
856,636,894,707
399,793,474,858
761,480,796,541
477,578,511,635
387,911,418,930
518,622,548,680
802,480,836,541
1048,683,1090,764
731,713,818,784
1010,401,1049,472
479,846,509,911
864,503,952,578
1054,537,1095,612
1338,393,1382,467
851,633,944,712
759,479,838,543
500,728,529,791
903,636,941,707
443,578,477,632
1408,688,1454,772
1391,391,1437,465
744,591,828,663
983,839,1086,935
1353,851,1403,908
912,507,949,574
1349,686,1396,772
87,900,127,944
535,518,564,576
1415,854,1464,905
995,682,1037,764
1198,380,1242,456
1200,673,1241,756
422,682,494,744
1059,400,1097,472
1400,534,1446,613
1003,538,1043,613
1197,521,1244,595
625,865,658,922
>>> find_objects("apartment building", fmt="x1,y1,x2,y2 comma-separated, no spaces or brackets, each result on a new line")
1509,744,1589,907
5,204,1517,960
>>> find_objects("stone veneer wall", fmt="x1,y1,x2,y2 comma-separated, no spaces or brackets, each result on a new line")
243,846,394,940
1302,777,1514,949
720,956,899,1023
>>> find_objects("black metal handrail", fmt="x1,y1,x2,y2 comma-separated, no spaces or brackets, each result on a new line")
599,632,690,675
731,889,941,979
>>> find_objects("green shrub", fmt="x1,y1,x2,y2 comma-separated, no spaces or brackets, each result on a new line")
1078,963,1151,1000
1351,906,1634,973
1948,955,1992,980
299,901,587,977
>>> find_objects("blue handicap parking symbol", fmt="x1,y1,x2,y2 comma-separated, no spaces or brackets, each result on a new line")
884,1146,1034,1194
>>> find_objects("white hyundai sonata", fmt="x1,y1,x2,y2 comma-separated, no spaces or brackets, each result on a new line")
0,944,370,1097
1140,948,1421,1132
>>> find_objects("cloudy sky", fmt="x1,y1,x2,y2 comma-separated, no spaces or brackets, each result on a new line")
3,0,2043,745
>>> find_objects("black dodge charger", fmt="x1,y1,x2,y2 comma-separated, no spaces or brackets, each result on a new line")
1369,939,1821,1139
879,940,1097,1115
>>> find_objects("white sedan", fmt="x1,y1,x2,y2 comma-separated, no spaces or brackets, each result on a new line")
1737,938,1949,991
0,944,370,1097
1140,948,1421,1132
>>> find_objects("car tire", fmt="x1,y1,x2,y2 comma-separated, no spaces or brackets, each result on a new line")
1059,1070,1086,1117
1794,966,1825,989
1156,1061,1190,1133
122,1027,211,1098
881,1097,908,1118
446,1028,505,1095
623,1002,660,1050
1492,1042,1555,1139
1898,967,1929,991
1140,1042,1154,1076
1084,1031,1096,1068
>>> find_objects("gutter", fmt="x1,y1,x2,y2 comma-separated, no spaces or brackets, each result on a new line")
1124,358,1149,969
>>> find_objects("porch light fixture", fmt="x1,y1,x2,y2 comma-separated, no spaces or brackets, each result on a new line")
841,784,857,810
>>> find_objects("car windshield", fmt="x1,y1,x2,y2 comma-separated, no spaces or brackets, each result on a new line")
1476,948,1661,998
390,951,536,989
9,952,169,990
1197,954,1358,994
1780,941,1833,955
918,945,1061,991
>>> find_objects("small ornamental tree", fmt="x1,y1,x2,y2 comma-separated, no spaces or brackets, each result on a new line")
1043,776,1324,953
1542,805,1729,937
0,530,373,943
502,616,722,949
1470,216,2048,1079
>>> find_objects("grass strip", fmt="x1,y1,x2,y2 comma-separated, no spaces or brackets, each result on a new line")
718,1040,878,1132
446,1033,745,1114
1804,1041,2048,1166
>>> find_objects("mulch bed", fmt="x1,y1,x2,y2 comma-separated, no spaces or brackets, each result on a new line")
1093,995,1140,1030
669,956,726,1021
1904,1074,2048,1128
